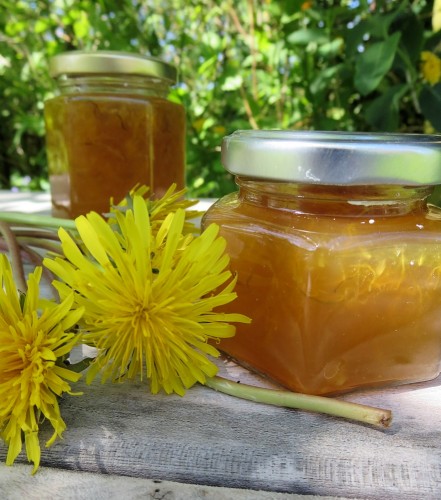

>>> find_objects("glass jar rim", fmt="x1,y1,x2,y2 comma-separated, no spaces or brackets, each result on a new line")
222,130,441,186
49,50,177,84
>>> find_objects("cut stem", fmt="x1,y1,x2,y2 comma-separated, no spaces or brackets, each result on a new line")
205,376,392,428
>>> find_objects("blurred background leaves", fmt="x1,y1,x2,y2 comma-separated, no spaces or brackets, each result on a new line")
0,0,440,197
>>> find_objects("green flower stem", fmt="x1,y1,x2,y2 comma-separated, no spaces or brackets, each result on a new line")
206,376,392,428
0,221,27,292
17,237,63,255
12,228,65,241
20,244,59,299
0,211,77,232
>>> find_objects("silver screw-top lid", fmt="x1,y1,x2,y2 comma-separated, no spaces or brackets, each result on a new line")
221,130,441,185
49,50,177,84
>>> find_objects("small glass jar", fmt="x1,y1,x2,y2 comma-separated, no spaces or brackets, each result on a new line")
202,130,441,395
44,50,185,218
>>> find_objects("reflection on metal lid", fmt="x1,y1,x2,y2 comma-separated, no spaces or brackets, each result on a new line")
221,130,441,185
49,50,177,83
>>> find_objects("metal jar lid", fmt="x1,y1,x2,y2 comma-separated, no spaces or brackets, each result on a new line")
221,130,441,185
49,50,177,84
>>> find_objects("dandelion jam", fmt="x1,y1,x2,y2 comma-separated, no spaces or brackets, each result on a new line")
44,51,185,218
202,131,441,395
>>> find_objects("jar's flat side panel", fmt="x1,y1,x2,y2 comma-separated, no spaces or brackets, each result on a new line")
46,95,155,216
45,95,186,217
203,197,441,395
150,99,186,197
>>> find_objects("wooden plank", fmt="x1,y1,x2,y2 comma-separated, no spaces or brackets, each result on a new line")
1,359,440,499
0,191,51,214
0,463,306,500
0,190,213,216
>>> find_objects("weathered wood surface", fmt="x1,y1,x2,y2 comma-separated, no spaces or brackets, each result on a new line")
0,463,308,500
0,191,51,214
1,358,440,499
1,191,441,499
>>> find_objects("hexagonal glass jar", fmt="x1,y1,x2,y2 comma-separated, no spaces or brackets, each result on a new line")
44,51,185,218
202,130,441,395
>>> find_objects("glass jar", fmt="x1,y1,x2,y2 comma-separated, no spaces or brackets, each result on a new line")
202,130,441,395
44,50,185,218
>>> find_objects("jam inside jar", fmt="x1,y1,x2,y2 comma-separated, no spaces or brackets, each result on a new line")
202,130,441,395
44,51,185,218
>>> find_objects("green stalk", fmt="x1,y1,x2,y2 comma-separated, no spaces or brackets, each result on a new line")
205,376,392,428
11,228,65,241
0,212,77,232
17,237,63,255
0,221,27,291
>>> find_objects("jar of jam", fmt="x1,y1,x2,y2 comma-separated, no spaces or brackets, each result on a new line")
202,130,441,395
44,50,185,218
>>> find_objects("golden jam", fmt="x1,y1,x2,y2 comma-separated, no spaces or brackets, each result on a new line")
44,51,185,218
203,131,441,395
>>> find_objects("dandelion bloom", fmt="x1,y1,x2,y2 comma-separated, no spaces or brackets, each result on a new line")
44,196,250,395
420,51,441,85
110,183,203,235
0,255,83,473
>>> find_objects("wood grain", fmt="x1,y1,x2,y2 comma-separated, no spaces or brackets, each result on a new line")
1,357,440,499
0,463,303,500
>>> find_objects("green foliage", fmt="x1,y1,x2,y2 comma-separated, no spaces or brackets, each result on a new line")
354,33,402,95
420,83,441,129
0,0,439,197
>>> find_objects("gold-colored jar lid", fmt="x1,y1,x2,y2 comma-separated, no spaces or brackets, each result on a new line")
49,50,177,83
222,130,441,186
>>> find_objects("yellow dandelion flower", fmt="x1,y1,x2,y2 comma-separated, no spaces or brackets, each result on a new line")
420,51,441,85
111,183,203,235
43,197,250,396
0,255,84,473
